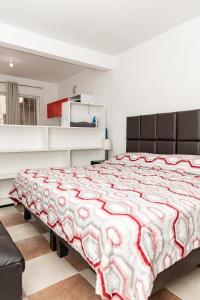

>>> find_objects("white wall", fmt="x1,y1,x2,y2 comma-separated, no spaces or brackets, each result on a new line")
58,16,200,156
0,74,58,125
0,22,114,70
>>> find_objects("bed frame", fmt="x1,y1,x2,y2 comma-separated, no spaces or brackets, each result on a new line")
21,108,200,297
126,108,200,293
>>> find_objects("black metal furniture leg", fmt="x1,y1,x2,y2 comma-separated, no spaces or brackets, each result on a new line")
50,230,57,252
24,208,31,220
56,238,69,258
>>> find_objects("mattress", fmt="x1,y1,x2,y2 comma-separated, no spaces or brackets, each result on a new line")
9,153,200,300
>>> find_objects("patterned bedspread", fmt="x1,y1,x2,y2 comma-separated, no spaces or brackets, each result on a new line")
9,153,200,300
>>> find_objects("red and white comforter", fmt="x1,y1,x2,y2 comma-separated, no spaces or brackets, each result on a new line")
9,153,200,300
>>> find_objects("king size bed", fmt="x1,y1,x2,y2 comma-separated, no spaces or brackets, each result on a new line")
9,109,200,300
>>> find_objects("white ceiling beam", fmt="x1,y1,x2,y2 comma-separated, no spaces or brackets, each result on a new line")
0,23,115,71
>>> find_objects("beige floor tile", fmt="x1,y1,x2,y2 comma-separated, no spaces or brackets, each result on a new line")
23,252,77,296
0,213,26,228
167,268,200,300
31,220,48,234
7,222,39,241
15,204,25,213
28,215,37,222
80,268,96,288
42,232,50,242
22,289,27,298
0,206,18,217
65,248,88,272
16,235,51,261
0,198,13,206
150,288,181,300
28,274,100,300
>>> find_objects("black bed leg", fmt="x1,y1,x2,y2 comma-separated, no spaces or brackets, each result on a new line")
24,208,31,220
56,238,69,258
50,230,57,252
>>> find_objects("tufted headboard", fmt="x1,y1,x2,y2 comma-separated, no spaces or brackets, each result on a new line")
126,109,200,155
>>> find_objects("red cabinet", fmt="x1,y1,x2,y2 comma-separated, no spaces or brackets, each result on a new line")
47,98,68,118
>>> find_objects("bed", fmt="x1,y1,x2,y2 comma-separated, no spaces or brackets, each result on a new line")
9,109,200,300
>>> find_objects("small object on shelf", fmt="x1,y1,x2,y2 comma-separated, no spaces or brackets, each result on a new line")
69,96,81,102
47,98,68,118
105,128,108,139
70,121,96,128
69,94,94,104
91,160,105,165
92,116,98,127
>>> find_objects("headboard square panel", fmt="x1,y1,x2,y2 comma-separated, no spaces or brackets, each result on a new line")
157,112,176,140
140,141,156,153
126,140,139,152
141,114,157,140
127,109,200,155
127,116,140,140
156,141,176,154
177,142,200,155
177,110,200,140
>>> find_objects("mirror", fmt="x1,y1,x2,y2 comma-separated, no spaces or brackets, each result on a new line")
0,45,85,126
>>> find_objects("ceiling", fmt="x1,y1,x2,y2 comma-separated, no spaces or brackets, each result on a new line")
0,47,85,82
0,0,199,55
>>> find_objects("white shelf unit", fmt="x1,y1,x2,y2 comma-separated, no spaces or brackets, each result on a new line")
0,121,105,205
0,125,48,151
0,125,105,177
48,127,104,150
62,101,106,129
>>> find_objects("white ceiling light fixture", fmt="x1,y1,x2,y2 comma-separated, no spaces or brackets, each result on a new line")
8,58,15,68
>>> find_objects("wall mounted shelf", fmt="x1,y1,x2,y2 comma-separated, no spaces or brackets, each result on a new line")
62,101,106,129
0,100,106,206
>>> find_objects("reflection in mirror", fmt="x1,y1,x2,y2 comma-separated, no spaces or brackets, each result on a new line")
0,94,6,124
0,94,39,125
19,96,38,125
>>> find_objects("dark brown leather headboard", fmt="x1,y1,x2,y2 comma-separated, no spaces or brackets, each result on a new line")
126,109,200,154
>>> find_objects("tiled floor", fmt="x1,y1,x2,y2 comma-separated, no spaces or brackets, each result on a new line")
0,204,199,300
